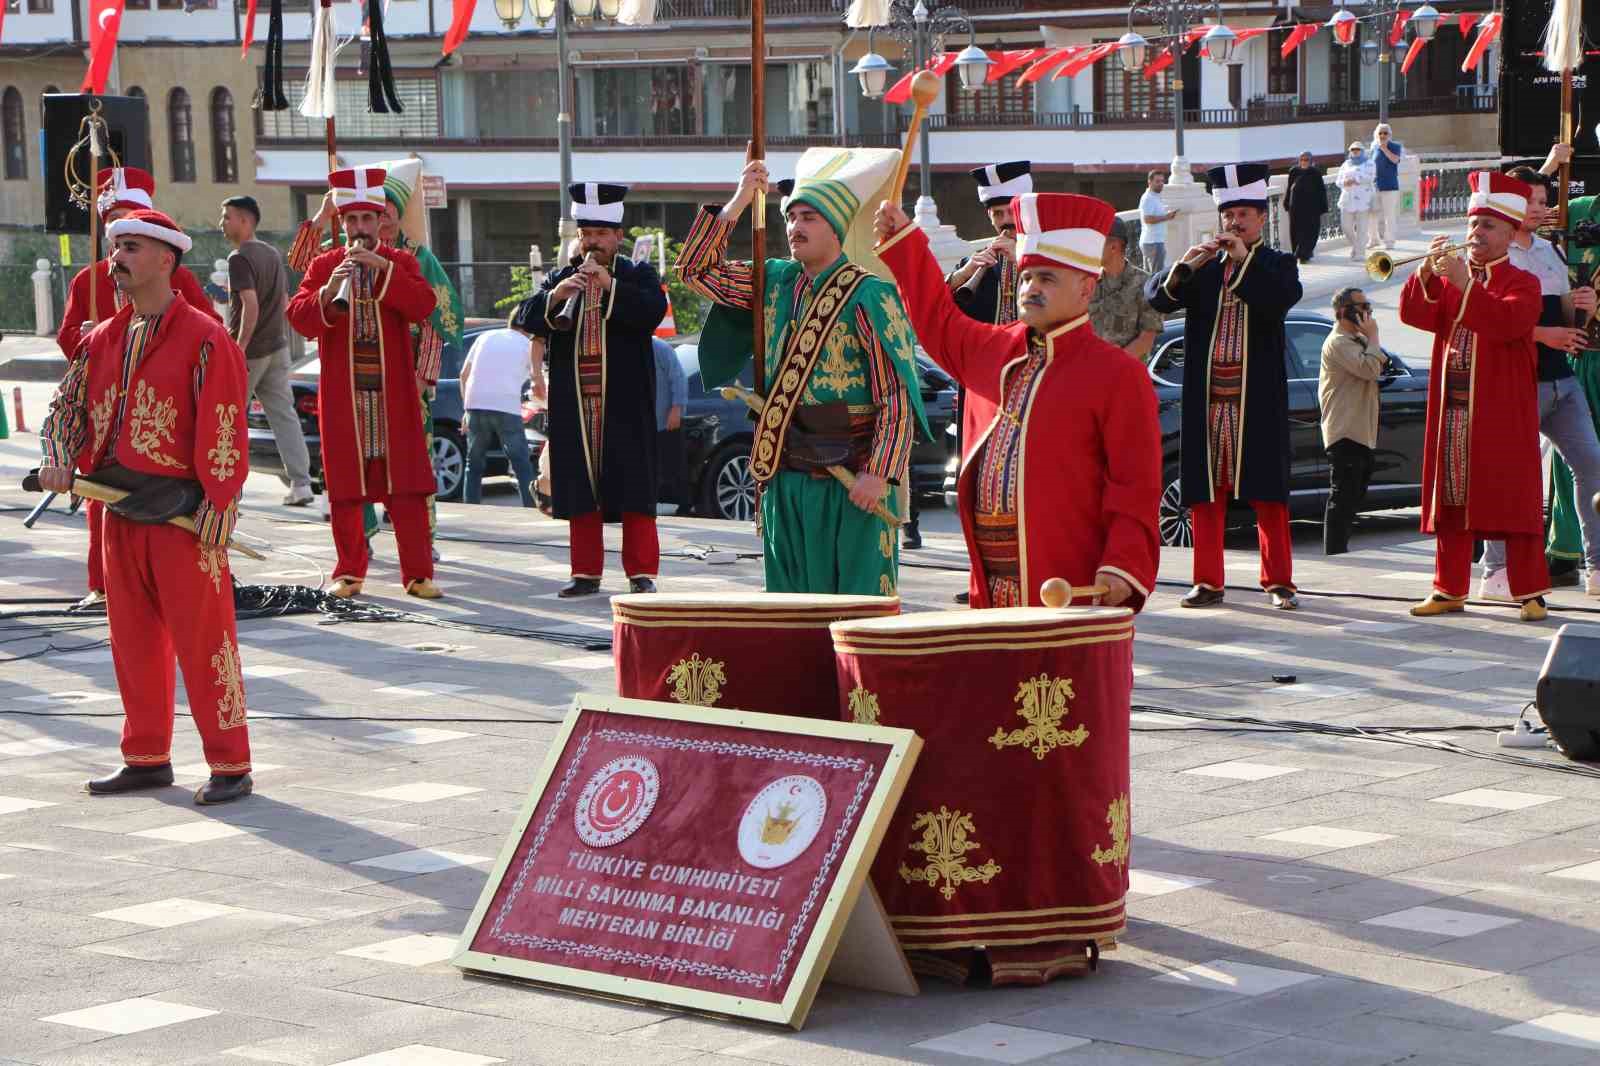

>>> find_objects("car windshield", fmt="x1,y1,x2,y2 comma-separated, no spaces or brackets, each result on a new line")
1150,339,1183,386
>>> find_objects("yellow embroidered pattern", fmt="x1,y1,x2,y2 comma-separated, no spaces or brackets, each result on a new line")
208,403,241,482
878,529,894,560
127,380,184,468
879,573,895,597
848,684,881,725
666,652,726,706
899,806,1002,900
431,282,459,339
89,385,117,457
211,635,247,731
1090,793,1130,871
990,673,1089,759
804,321,865,400
878,292,916,370
197,544,227,594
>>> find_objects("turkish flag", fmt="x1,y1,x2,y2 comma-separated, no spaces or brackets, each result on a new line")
82,0,126,94
443,0,475,56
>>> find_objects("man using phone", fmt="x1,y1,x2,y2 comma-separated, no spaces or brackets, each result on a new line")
1319,287,1390,555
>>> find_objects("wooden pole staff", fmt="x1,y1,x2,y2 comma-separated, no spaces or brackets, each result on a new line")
887,71,941,205
88,100,100,328
750,0,767,398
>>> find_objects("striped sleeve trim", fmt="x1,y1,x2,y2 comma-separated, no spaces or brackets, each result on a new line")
860,303,914,483
193,497,238,547
415,324,443,385
675,205,755,310
288,221,322,273
40,354,90,470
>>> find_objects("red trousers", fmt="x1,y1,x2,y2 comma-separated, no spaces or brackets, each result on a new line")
570,511,659,579
86,499,105,593
102,513,252,774
330,458,434,586
1191,498,1294,591
1432,507,1551,601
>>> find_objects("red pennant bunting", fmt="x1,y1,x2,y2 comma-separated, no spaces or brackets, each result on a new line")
1056,40,1120,80
1400,35,1427,74
1184,25,1209,50
1389,10,1410,46
1462,13,1500,72
241,0,258,55
884,52,960,104
1457,12,1476,35
1234,27,1270,44
1143,50,1175,79
988,47,1045,82
443,0,475,56
1018,47,1081,84
1280,23,1319,59
82,0,126,94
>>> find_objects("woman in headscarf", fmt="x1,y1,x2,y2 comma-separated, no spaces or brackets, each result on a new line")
1337,142,1377,262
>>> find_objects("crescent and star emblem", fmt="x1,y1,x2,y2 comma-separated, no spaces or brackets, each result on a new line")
97,7,117,29
599,781,632,820
573,756,660,848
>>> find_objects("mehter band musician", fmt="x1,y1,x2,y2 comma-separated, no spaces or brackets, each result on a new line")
1147,162,1304,610
946,160,1030,327
58,167,222,611
676,147,928,597
286,167,440,600
39,210,254,804
513,183,668,597
875,192,1161,610
1401,170,1551,621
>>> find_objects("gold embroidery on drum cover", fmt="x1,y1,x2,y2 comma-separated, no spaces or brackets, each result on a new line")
750,265,870,483
990,673,1089,760
211,635,247,731
899,806,1002,900
848,684,881,725
1090,793,1130,871
666,652,726,706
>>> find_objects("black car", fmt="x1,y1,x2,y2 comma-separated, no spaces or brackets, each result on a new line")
247,324,541,502
670,343,960,521
1147,311,1429,546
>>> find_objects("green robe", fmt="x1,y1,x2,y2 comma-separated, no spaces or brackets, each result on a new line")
694,242,928,597
1547,195,1600,563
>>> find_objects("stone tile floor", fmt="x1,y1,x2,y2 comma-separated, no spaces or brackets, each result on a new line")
3,425,1600,1065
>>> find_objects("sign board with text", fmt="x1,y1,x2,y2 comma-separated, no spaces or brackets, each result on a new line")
454,694,921,1028
422,175,448,211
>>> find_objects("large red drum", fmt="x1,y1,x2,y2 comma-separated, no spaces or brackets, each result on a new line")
612,593,900,719
830,606,1134,986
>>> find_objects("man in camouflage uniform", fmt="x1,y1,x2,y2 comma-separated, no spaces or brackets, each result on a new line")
1088,217,1164,359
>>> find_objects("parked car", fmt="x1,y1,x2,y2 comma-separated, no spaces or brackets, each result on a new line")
247,323,542,502
669,343,960,522
938,312,1429,547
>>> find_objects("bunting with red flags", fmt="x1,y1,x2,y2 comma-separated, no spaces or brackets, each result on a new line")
884,52,959,104
82,0,126,94
987,48,1046,82
1457,12,1476,35
444,0,476,56
1057,40,1120,80
1462,13,1501,71
1018,47,1082,84
1400,34,1428,74
241,0,258,55
1389,10,1411,45
1143,50,1175,79
1280,23,1319,59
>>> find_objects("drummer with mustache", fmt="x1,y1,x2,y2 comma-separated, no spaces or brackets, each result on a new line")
1146,163,1304,611
875,191,1162,610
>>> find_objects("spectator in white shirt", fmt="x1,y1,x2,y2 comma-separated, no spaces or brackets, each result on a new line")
1138,169,1179,273
460,328,538,507
1337,142,1377,262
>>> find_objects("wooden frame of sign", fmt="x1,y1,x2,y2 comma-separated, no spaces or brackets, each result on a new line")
454,693,922,1029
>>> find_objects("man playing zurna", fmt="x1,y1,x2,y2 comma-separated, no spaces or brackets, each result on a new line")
285,167,440,600
677,148,927,597
39,209,255,804
945,160,1030,327
874,192,1161,610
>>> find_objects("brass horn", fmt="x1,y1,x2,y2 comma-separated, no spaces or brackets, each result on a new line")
1366,242,1467,282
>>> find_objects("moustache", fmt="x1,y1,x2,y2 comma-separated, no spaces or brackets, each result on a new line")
1021,295,1045,307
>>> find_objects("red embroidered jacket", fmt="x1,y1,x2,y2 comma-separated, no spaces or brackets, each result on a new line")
41,297,250,546
878,223,1163,611
57,259,220,358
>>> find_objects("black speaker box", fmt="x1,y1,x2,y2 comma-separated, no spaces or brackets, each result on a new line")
1500,0,1600,159
42,94,151,235
1536,623,1600,761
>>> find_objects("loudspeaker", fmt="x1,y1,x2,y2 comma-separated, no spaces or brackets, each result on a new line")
1535,623,1600,761
42,94,151,235
1499,0,1600,159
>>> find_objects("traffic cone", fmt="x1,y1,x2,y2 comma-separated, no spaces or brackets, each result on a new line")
655,284,676,339
9,385,25,435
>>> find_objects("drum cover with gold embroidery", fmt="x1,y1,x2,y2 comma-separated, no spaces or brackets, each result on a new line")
830,607,1133,968
613,593,900,719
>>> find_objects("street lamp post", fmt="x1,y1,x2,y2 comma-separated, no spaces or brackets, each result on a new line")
1116,0,1236,184
496,0,617,244
1336,0,1439,125
849,1,990,228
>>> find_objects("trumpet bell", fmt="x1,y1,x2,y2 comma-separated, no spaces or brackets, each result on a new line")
1365,249,1395,281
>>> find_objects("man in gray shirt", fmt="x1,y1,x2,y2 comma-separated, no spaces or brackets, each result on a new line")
221,195,313,505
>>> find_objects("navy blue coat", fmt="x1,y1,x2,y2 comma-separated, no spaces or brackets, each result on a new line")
1145,243,1302,505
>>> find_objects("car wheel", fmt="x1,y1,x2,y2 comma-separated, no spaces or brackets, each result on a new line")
433,428,466,502
701,444,757,522
1159,472,1193,548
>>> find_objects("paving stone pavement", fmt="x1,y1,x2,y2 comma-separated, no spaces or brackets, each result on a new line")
4,409,1600,1065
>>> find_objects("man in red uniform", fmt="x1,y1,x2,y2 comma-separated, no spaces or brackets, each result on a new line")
874,193,1162,610
286,167,440,599
57,167,221,610
1401,170,1551,621
38,210,254,804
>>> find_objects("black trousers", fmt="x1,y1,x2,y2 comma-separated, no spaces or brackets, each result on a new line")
656,428,686,505
1289,212,1321,262
1324,438,1374,555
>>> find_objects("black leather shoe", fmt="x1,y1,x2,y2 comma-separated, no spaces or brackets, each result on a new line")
195,773,252,806
1268,586,1300,610
628,577,658,594
86,764,175,795
901,522,922,550
1181,585,1225,608
559,577,602,598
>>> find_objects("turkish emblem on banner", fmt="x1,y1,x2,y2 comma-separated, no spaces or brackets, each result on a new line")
82,0,127,94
